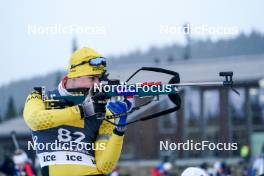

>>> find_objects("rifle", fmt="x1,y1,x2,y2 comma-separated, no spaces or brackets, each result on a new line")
39,67,239,126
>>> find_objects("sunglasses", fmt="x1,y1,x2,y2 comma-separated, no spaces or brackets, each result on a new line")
70,57,106,69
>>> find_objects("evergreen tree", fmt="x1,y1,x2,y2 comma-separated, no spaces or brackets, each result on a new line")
5,96,17,119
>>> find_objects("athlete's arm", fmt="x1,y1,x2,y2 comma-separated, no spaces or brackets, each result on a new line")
94,101,130,174
94,119,124,174
23,91,83,131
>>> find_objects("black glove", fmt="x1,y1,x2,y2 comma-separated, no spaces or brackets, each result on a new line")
91,92,108,114
80,90,108,118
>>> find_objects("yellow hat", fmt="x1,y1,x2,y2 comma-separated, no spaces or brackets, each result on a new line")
67,47,106,78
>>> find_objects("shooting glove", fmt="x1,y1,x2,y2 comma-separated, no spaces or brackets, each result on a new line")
107,99,132,132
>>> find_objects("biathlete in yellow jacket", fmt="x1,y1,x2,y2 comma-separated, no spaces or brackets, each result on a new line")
23,47,132,176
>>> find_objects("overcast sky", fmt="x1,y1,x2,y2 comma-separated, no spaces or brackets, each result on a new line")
0,0,263,87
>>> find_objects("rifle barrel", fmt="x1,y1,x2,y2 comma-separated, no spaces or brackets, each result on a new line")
169,81,225,87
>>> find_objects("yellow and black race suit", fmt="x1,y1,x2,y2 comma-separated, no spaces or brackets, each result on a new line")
23,90,124,176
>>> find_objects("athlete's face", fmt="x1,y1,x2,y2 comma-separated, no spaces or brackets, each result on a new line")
65,75,100,89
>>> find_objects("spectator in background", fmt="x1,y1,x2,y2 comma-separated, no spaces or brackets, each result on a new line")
251,145,264,176
213,161,232,176
0,155,15,176
181,167,208,176
152,161,173,176
240,144,251,163
13,149,35,176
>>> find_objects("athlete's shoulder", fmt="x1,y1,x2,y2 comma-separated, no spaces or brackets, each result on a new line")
25,89,42,103
25,87,59,103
